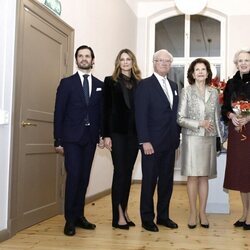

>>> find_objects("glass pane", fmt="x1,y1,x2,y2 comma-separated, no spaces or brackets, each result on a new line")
155,15,185,57
190,15,220,57
168,65,184,90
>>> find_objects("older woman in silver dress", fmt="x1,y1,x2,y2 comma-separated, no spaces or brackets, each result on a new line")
177,58,222,229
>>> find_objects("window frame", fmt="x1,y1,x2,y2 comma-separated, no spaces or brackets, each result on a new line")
148,8,227,86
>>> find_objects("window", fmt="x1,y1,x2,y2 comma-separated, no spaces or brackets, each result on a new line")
155,14,222,88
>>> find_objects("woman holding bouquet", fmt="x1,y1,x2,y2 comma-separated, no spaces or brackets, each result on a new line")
221,49,250,230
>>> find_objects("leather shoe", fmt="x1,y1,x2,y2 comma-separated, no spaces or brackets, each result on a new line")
157,218,178,229
234,220,245,227
142,221,159,232
75,217,96,230
64,222,75,236
200,222,209,228
127,220,136,227
112,222,129,230
188,224,197,229
243,223,250,230
199,216,209,228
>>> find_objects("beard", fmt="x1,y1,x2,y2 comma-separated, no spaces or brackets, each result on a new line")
77,60,93,70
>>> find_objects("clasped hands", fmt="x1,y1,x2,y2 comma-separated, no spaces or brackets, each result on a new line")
199,120,214,133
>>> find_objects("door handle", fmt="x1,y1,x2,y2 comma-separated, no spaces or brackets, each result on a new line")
21,121,37,127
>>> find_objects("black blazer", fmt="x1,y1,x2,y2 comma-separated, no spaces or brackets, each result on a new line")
135,74,180,152
103,76,137,137
221,71,250,122
54,73,103,146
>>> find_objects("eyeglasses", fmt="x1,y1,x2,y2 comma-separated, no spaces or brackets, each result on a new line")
154,59,172,64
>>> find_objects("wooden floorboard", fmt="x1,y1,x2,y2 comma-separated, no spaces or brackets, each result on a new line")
0,184,249,250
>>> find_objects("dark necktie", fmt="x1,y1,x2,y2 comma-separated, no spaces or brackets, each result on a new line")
83,74,89,105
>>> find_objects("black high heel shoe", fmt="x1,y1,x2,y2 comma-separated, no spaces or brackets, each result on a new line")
127,221,136,227
188,224,197,229
200,222,209,228
125,218,136,227
234,220,246,227
112,222,129,230
199,216,209,228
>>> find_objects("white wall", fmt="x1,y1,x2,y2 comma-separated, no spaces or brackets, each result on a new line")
0,0,16,232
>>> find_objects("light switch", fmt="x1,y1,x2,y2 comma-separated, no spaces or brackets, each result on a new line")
0,110,9,125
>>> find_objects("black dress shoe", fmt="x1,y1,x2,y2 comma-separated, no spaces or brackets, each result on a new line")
157,218,178,229
64,222,75,236
142,221,159,232
112,222,129,230
75,217,96,230
188,224,197,229
234,220,246,227
243,223,250,230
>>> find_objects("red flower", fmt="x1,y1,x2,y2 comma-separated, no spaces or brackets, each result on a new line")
210,77,227,104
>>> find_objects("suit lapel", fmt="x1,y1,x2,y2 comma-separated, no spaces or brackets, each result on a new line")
153,75,170,105
205,86,212,103
169,79,178,110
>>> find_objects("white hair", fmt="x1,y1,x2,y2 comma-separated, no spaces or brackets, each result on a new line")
233,48,250,65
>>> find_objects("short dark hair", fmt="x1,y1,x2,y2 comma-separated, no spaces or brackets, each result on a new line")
75,45,95,60
187,58,212,85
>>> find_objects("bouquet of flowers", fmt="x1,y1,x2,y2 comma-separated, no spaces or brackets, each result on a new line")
210,77,227,104
232,100,250,141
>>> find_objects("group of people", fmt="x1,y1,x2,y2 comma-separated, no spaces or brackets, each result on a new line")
53,45,250,236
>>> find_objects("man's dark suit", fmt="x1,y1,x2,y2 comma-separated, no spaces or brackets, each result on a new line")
135,74,180,224
54,72,103,223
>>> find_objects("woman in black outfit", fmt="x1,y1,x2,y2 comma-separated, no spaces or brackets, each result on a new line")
103,49,141,229
221,49,250,230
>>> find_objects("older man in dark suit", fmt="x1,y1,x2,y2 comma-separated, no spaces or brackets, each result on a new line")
54,45,104,236
135,49,180,232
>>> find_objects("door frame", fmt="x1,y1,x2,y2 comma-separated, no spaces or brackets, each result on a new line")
9,0,74,236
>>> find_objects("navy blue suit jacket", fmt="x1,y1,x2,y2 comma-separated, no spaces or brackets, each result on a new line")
54,72,103,146
135,74,180,152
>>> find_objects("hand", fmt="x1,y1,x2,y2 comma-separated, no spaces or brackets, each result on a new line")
228,113,241,127
238,116,250,126
142,142,154,155
104,137,112,151
55,146,64,155
97,137,105,149
199,120,214,133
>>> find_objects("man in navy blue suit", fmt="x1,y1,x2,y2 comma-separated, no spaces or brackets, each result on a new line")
54,45,104,236
135,49,180,232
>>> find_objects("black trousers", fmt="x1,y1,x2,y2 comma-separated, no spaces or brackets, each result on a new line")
140,149,175,223
63,139,96,223
110,133,138,224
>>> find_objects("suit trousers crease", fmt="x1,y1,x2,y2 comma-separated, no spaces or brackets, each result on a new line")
63,136,96,223
110,133,138,224
140,149,175,223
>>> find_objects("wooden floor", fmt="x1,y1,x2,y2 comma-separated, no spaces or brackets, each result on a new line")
1,184,249,250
